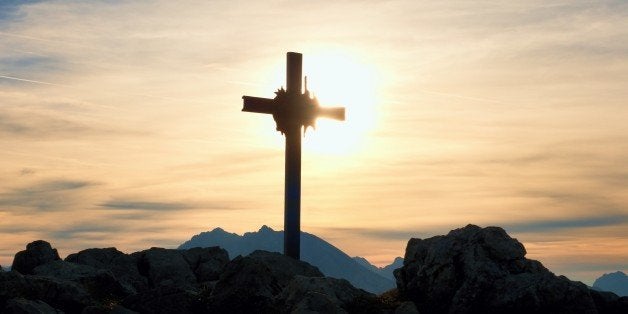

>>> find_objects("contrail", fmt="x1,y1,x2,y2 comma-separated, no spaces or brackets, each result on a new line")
0,75,65,87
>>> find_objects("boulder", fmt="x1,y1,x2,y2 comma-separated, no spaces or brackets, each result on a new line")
279,275,377,313
132,248,197,290
0,270,94,313
122,285,200,314
66,247,148,293
395,301,420,314
395,224,612,314
81,304,139,314
3,298,62,314
180,246,230,283
207,250,324,313
12,240,61,275
33,260,134,300
590,289,628,314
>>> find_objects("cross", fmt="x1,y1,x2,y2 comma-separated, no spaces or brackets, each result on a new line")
242,52,345,260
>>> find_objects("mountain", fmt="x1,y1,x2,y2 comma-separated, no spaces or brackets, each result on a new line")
593,271,628,297
178,225,395,293
353,256,404,281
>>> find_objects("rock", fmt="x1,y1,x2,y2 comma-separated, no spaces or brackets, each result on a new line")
132,248,197,290
395,301,420,314
3,298,62,313
590,289,628,314
122,285,200,314
0,270,94,313
279,275,377,313
33,260,134,300
12,240,61,275
246,250,324,284
180,246,230,283
207,250,324,313
66,247,148,293
80,304,138,314
395,224,601,314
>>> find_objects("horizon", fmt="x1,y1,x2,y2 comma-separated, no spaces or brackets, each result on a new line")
1,0,627,286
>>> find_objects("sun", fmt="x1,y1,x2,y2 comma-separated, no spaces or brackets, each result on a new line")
301,50,380,156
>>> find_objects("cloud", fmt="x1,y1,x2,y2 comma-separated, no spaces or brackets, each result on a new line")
0,179,98,212
319,214,628,241
99,197,242,212
503,215,628,234
317,226,443,241
47,222,127,240
0,0,46,21
99,199,193,211
20,168,35,176
0,55,62,78
0,106,144,139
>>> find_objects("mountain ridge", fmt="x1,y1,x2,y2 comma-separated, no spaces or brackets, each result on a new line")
593,271,628,297
178,225,396,293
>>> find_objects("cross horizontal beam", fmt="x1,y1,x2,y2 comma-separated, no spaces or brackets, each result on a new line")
242,96,274,114
242,96,345,121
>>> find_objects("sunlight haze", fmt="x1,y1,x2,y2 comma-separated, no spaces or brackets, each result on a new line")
1,0,627,285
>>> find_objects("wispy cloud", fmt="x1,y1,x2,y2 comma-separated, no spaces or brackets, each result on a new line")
0,0,46,21
99,199,193,211
504,215,628,234
0,179,98,212
0,110,93,138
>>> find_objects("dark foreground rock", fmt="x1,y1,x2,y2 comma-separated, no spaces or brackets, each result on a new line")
66,247,149,293
395,224,628,314
4,241,385,313
6,226,626,313
205,250,392,313
12,240,61,275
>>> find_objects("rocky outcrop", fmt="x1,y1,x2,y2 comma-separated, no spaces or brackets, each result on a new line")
206,250,326,313
0,270,95,313
12,240,60,275
5,241,383,313
280,276,378,313
180,246,230,283
395,224,628,314
131,248,198,290
66,247,148,293
7,225,625,313
3,297,63,314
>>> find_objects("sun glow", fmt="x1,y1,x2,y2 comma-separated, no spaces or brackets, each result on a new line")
302,51,380,156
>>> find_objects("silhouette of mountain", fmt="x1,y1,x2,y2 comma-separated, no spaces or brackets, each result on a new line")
353,256,404,281
593,271,628,297
178,225,395,293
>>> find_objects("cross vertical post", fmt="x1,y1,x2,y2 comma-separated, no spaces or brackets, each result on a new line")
284,52,302,259
242,52,346,260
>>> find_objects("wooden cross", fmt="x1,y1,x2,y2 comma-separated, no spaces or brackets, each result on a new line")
242,52,345,260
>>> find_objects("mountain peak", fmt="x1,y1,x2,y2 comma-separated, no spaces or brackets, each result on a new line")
258,225,275,233
593,270,628,296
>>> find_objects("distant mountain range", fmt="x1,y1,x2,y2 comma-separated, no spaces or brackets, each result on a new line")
593,271,628,297
353,256,403,281
178,225,400,293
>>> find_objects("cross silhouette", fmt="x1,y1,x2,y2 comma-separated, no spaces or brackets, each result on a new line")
242,52,345,260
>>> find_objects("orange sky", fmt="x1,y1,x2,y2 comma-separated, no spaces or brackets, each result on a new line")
1,0,626,284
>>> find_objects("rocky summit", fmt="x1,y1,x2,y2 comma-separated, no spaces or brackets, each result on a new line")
2,225,627,313
395,224,628,314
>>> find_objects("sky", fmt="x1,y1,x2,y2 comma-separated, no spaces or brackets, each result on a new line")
0,0,626,285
